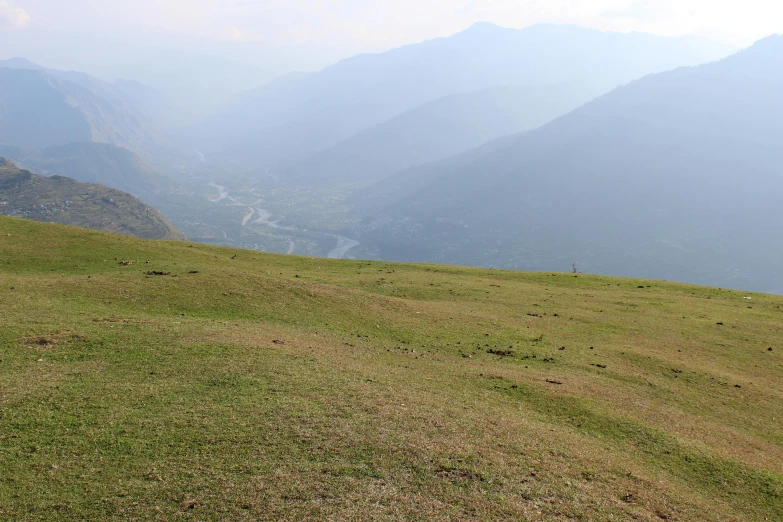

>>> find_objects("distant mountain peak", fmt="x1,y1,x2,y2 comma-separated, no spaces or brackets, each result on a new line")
0,57,44,70
449,21,510,41
724,33,783,68
459,22,594,38
464,21,503,32
748,33,783,50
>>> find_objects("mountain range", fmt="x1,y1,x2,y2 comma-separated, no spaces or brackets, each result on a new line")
188,23,736,168
278,84,591,185
0,57,182,127
0,59,188,167
357,35,783,293
3,23,780,293
0,67,152,149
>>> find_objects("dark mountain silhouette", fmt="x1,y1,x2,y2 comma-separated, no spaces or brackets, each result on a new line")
188,23,735,166
357,35,783,293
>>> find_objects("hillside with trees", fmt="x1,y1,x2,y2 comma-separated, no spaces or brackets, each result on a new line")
0,158,185,240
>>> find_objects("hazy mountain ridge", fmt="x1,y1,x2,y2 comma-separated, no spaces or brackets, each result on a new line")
0,61,193,168
0,157,185,240
0,67,155,150
0,142,169,198
0,57,180,126
278,84,592,184
189,23,736,166
0,58,45,70
356,35,783,293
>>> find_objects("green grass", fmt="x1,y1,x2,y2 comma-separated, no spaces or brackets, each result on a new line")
1,216,781,521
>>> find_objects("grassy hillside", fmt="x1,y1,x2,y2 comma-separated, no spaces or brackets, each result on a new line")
0,217,781,521
0,159,184,240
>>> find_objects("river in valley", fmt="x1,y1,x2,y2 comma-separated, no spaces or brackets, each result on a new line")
327,235,361,259
210,183,360,259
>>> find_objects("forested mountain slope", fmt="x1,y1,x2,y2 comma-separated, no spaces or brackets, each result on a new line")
357,35,783,293
0,158,184,240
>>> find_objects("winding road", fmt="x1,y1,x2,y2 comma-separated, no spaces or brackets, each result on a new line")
241,208,255,225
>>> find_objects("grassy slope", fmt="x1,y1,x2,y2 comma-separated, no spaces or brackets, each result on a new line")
0,217,781,521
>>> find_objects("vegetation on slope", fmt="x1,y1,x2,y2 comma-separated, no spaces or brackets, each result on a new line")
0,217,780,520
357,35,783,294
0,159,184,240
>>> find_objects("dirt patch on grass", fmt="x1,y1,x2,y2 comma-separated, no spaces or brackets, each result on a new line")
23,335,60,348
487,348,514,357
435,466,484,482
20,332,86,349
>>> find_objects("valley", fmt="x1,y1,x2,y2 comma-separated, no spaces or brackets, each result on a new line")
4,23,771,292
151,177,364,259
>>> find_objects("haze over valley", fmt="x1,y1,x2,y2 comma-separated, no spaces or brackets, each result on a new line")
5,20,773,285
3,18,780,292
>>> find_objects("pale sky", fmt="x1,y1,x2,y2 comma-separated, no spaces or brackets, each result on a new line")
1,0,781,103
2,0,782,50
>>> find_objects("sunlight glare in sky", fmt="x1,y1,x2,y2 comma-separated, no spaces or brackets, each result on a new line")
4,0,781,50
